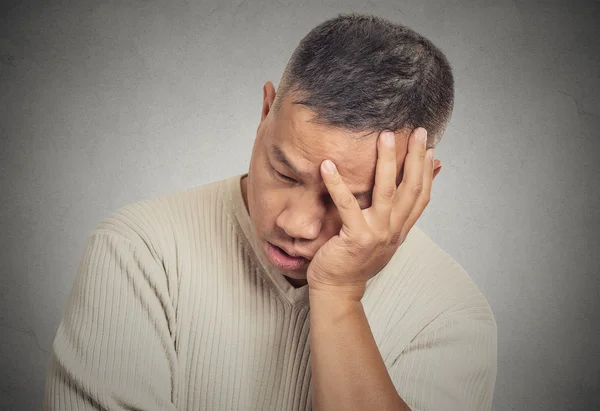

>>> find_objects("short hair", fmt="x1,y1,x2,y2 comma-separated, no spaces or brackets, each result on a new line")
272,13,454,148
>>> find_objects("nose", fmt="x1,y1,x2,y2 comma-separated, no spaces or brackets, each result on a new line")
276,191,324,241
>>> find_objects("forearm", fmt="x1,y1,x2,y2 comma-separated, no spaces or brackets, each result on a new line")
309,291,410,411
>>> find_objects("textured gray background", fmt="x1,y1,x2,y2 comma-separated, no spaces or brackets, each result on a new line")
1,0,598,410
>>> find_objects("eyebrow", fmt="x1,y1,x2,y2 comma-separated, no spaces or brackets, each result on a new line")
271,144,300,175
270,144,373,204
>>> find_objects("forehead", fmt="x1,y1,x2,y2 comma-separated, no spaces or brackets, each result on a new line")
270,99,379,183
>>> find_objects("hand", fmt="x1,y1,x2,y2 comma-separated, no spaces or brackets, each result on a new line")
306,127,439,301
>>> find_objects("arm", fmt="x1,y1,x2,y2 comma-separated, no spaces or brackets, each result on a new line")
307,129,496,410
309,291,497,411
307,129,432,410
44,231,178,411
309,291,410,411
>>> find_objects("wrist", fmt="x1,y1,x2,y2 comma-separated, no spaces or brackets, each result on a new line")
307,266,367,302
309,286,365,309
309,290,365,329
308,283,366,304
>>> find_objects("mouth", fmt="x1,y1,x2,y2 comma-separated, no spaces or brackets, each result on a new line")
265,242,310,271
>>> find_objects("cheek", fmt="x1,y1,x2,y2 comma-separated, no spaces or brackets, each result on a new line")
249,182,287,226
257,189,286,216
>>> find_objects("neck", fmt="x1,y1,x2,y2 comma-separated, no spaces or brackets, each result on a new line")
240,174,249,212
284,275,308,288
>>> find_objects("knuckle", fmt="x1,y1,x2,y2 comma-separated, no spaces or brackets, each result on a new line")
354,232,373,249
376,233,388,246
378,184,396,200
390,231,402,246
338,193,355,208
410,182,424,196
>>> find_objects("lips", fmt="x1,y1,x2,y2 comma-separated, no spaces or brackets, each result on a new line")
276,244,310,260
265,242,310,271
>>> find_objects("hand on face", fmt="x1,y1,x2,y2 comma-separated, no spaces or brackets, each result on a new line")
306,127,438,301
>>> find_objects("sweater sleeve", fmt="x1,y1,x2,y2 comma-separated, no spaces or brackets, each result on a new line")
389,316,497,411
44,230,178,411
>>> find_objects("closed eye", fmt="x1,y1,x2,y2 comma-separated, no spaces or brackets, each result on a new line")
271,165,297,183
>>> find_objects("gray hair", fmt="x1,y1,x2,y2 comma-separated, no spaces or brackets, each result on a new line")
272,13,454,148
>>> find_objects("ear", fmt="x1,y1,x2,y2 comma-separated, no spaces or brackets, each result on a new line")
432,159,442,181
260,81,277,122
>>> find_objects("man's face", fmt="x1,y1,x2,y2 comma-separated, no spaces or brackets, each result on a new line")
241,82,411,287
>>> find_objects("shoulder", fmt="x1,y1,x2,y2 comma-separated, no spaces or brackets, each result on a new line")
91,176,234,254
364,225,496,338
366,227,497,410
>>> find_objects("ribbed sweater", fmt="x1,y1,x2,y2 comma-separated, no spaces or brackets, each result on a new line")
44,173,497,411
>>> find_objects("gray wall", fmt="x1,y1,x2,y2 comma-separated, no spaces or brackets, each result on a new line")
1,0,598,409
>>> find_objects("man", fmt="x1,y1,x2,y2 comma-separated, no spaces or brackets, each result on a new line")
44,13,496,411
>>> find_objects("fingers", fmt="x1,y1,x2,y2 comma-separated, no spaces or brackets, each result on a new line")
321,127,436,248
371,131,398,226
391,127,429,239
399,146,435,241
320,159,368,235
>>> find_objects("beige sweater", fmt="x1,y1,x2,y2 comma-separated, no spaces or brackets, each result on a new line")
44,173,497,411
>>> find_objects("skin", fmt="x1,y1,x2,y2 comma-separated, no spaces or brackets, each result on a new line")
241,81,441,289
242,80,444,410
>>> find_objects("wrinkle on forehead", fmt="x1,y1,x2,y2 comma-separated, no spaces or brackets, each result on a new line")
278,110,379,189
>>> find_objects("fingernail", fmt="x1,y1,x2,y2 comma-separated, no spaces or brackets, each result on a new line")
323,160,335,174
384,132,395,147
427,149,434,160
417,129,427,144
